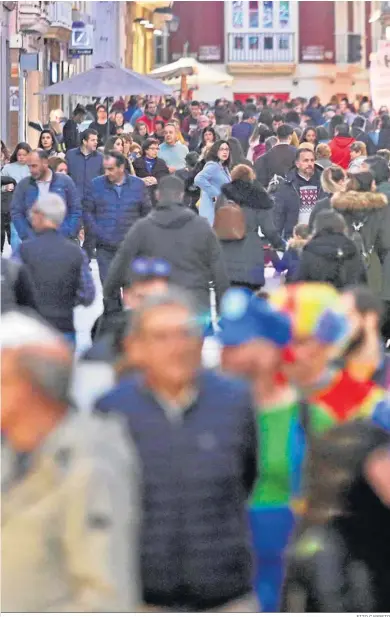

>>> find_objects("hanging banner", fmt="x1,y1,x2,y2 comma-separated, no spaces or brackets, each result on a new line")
232,1,244,28
263,1,273,28
279,1,290,28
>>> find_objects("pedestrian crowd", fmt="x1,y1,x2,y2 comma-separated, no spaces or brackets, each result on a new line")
1,92,390,613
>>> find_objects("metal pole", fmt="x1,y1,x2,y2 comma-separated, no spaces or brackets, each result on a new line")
18,62,25,142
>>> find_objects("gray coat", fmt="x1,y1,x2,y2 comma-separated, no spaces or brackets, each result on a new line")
1,412,140,612
220,179,284,286
332,190,390,299
104,202,229,311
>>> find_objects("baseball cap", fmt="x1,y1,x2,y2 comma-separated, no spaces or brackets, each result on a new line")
218,288,292,347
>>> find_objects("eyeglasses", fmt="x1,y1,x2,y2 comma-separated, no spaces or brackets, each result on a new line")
131,257,171,278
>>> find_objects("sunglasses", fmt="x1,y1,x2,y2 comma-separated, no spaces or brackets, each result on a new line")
131,257,171,278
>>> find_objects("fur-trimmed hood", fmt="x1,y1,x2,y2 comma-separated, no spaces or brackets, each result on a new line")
221,179,273,210
331,190,388,212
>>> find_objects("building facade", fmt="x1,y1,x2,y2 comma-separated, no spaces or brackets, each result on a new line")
167,0,385,103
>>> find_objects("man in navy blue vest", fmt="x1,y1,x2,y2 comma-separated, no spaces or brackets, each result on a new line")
97,286,259,612
16,194,95,345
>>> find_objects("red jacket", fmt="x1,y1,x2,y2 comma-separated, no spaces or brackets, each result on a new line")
137,114,163,135
329,136,355,169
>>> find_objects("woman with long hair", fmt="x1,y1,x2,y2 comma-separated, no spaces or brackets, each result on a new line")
38,129,61,157
2,142,32,251
217,164,284,289
247,123,274,163
132,121,149,146
198,126,217,153
308,165,347,232
132,137,169,206
111,110,132,136
194,139,232,224
104,135,134,174
300,126,318,147
331,170,390,293
227,136,252,167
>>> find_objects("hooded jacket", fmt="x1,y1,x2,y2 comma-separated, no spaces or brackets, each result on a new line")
219,179,284,286
329,136,356,169
295,231,367,289
103,202,229,311
331,190,390,299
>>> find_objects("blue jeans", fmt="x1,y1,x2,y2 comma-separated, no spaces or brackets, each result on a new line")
96,247,122,314
10,223,21,252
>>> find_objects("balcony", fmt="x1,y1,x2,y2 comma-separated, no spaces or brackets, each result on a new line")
18,1,50,34
45,2,72,40
227,32,295,66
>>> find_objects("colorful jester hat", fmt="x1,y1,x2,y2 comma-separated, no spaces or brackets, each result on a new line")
269,283,352,353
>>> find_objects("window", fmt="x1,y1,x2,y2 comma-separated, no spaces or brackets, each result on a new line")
249,0,259,27
232,1,244,28
264,36,274,50
279,0,290,28
279,36,289,50
234,35,244,50
263,1,273,28
249,36,259,50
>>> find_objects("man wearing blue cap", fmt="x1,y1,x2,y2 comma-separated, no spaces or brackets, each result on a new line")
219,288,335,613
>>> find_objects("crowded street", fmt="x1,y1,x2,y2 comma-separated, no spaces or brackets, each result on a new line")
2,0,390,614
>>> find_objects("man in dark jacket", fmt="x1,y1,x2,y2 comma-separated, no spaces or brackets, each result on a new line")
16,194,95,344
11,150,82,241
255,124,296,188
103,175,229,313
231,110,256,156
273,148,325,239
96,287,258,612
351,116,376,156
62,104,86,151
84,151,151,312
66,128,103,260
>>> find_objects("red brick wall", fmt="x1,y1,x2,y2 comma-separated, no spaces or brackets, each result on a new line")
299,1,336,63
168,0,225,62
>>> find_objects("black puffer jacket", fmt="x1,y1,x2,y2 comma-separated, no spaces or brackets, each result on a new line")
295,231,367,289
220,179,284,286
331,190,390,299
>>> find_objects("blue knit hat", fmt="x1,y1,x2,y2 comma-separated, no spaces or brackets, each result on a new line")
218,288,292,347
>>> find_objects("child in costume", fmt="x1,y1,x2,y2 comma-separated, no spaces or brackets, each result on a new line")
269,283,390,431
219,289,336,612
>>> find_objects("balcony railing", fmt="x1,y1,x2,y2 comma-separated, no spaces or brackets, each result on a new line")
227,32,295,63
18,1,50,34
47,1,72,31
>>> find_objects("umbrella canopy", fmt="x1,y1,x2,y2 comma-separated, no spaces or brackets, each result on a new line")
150,57,233,86
36,61,172,97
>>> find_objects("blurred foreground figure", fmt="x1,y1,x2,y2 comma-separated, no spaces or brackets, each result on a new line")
270,283,390,430
220,288,334,612
97,287,259,612
1,312,139,612
282,421,390,612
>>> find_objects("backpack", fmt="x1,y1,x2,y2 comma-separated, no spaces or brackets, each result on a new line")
213,197,246,241
267,174,285,195
349,216,374,270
